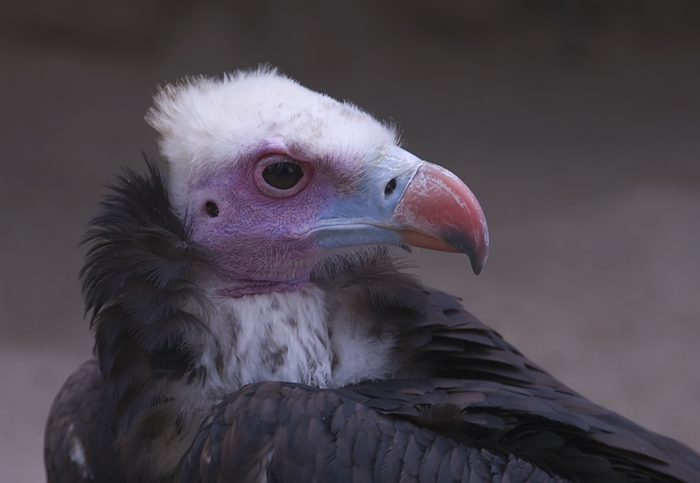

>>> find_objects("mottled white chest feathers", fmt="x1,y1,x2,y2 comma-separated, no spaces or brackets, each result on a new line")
203,284,396,397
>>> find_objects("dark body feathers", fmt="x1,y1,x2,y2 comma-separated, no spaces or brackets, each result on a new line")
180,302,700,483
55,161,214,482
45,163,700,482
44,359,124,483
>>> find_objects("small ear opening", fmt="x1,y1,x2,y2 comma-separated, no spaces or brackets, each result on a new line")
205,201,219,218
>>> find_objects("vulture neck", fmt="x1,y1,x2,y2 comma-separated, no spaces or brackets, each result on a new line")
207,284,334,391
203,271,401,396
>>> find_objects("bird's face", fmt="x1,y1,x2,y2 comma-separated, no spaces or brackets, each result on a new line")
147,70,489,296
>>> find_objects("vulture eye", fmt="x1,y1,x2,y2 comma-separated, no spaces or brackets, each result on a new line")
255,156,310,198
262,162,304,190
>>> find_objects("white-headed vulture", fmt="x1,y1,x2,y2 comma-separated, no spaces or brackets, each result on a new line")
44,68,700,483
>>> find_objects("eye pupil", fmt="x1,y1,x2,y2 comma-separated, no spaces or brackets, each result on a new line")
262,162,304,190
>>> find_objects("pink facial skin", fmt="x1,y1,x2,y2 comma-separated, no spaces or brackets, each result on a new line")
186,143,363,296
186,143,488,296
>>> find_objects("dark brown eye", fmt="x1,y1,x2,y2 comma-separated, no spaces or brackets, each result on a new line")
262,162,304,190
205,201,219,217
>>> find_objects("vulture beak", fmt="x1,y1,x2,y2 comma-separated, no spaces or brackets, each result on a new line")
313,146,489,274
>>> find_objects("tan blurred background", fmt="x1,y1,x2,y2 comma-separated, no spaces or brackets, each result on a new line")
1,1,699,481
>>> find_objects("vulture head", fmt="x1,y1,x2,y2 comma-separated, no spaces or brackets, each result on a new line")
146,69,488,297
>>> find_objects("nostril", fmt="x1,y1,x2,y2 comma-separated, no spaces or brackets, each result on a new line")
205,201,219,218
384,178,397,196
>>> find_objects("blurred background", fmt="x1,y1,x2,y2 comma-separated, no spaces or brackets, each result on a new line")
1,1,699,481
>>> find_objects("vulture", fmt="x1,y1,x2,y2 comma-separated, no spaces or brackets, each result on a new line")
45,68,700,483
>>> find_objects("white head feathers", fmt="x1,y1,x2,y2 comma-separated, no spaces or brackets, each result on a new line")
146,68,398,214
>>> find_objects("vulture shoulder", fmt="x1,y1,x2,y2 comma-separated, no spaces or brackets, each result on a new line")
177,382,570,483
177,289,700,483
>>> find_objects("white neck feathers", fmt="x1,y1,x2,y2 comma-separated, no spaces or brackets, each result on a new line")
201,283,397,398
